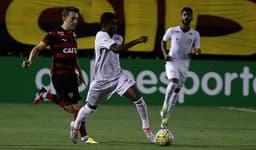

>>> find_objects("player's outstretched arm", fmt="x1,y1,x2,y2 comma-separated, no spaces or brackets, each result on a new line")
110,36,148,53
22,41,47,68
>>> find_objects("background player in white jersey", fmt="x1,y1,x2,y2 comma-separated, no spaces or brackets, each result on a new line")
160,7,201,128
70,12,155,143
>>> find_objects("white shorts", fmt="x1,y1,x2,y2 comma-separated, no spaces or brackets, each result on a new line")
165,59,190,89
86,72,136,106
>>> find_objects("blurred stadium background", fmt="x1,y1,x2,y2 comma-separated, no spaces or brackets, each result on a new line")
1,0,255,106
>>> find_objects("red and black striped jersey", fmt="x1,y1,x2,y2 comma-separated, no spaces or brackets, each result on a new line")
42,26,78,75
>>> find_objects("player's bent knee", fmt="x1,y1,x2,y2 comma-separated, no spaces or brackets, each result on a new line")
63,105,74,113
73,100,84,111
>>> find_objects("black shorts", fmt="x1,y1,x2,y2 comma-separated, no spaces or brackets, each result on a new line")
52,74,82,104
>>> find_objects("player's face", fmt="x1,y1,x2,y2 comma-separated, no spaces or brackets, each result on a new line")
181,11,193,26
63,11,79,31
108,18,118,35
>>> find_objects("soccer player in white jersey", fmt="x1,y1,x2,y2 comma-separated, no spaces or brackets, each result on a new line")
160,7,201,128
70,12,155,144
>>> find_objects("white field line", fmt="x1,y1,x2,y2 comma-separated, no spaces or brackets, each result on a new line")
218,107,256,113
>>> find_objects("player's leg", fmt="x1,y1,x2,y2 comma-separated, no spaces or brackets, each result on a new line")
161,61,189,128
116,73,154,143
60,74,96,144
66,76,89,142
33,87,65,106
72,100,87,139
70,81,109,144
160,61,179,128
123,85,155,143
166,88,179,114
36,74,73,111
124,85,149,128
160,79,178,128
70,103,97,144
72,99,97,144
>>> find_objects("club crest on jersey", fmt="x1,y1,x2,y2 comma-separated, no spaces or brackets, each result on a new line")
188,39,193,44
68,92,74,98
63,47,77,54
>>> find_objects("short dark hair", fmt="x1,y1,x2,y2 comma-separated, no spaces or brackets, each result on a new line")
100,12,116,27
62,6,80,17
181,7,193,15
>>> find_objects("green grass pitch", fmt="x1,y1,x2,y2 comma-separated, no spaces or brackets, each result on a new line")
0,103,255,150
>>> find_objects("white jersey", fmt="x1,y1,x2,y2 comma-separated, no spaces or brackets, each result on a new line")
162,26,200,59
94,31,123,81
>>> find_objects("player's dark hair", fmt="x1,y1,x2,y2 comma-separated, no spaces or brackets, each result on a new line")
100,12,116,27
62,6,80,17
181,7,193,15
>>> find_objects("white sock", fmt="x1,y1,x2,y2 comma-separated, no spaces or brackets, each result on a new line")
42,92,48,100
167,92,178,114
161,82,177,116
73,104,95,129
134,97,150,129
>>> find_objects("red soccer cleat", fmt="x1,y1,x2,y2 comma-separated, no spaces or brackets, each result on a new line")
33,87,47,104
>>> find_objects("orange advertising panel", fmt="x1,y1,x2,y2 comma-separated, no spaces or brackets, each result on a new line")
0,0,256,56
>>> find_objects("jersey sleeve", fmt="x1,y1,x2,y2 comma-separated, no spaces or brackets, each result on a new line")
97,32,116,49
162,28,172,41
194,31,200,49
42,32,54,45
113,34,123,45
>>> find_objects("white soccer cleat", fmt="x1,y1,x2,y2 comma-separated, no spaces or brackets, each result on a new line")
70,121,79,144
143,128,155,143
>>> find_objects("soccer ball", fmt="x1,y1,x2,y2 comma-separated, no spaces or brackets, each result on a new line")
155,129,174,146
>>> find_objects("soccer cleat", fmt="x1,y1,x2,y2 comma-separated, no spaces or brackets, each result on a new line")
143,128,155,143
33,87,47,104
70,121,79,144
81,136,99,144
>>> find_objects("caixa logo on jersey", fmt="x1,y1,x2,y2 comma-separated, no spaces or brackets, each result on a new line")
63,47,77,54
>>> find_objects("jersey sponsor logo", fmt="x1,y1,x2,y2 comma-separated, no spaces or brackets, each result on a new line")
61,38,67,42
63,47,77,54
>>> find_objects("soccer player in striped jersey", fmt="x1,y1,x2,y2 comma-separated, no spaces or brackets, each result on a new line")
160,7,201,129
22,6,97,144
70,12,155,144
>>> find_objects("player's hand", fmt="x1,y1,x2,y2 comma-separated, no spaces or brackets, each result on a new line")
195,48,201,56
137,36,148,43
187,53,192,59
79,74,86,86
22,60,32,68
165,56,172,61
